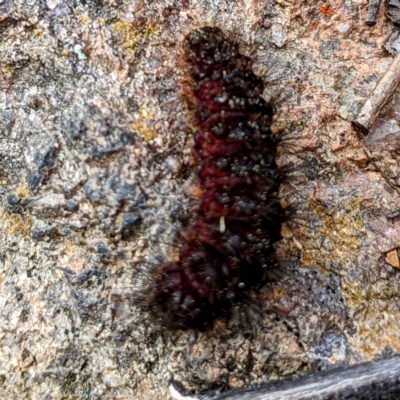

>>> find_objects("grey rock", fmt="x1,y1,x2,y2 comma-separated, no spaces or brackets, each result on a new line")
120,212,141,238
387,0,400,24
385,29,400,56
27,193,66,216
21,106,59,190
65,198,79,211
30,219,55,242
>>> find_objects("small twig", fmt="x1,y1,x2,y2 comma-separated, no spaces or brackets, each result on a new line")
351,50,400,195
352,51,400,137
365,0,382,26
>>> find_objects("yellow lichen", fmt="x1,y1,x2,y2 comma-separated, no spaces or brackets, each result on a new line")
14,173,30,200
302,196,400,358
0,209,32,237
132,105,157,141
0,63,15,76
33,28,43,37
64,237,73,253
132,122,157,141
300,197,363,273
342,268,400,357
112,20,159,52
74,10,90,24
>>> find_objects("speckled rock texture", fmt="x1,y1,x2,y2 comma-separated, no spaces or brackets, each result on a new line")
1,0,400,399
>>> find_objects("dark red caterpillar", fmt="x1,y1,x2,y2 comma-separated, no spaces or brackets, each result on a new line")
143,27,289,330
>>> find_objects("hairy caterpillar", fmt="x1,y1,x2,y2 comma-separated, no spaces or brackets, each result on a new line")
141,27,292,330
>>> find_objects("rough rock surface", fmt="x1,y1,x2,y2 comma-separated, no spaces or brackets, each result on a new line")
1,0,400,399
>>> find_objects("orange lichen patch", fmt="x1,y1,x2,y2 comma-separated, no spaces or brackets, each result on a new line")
0,209,32,236
112,20,159,53
272,287,286,298
318,5,335,16
300,197,363,273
